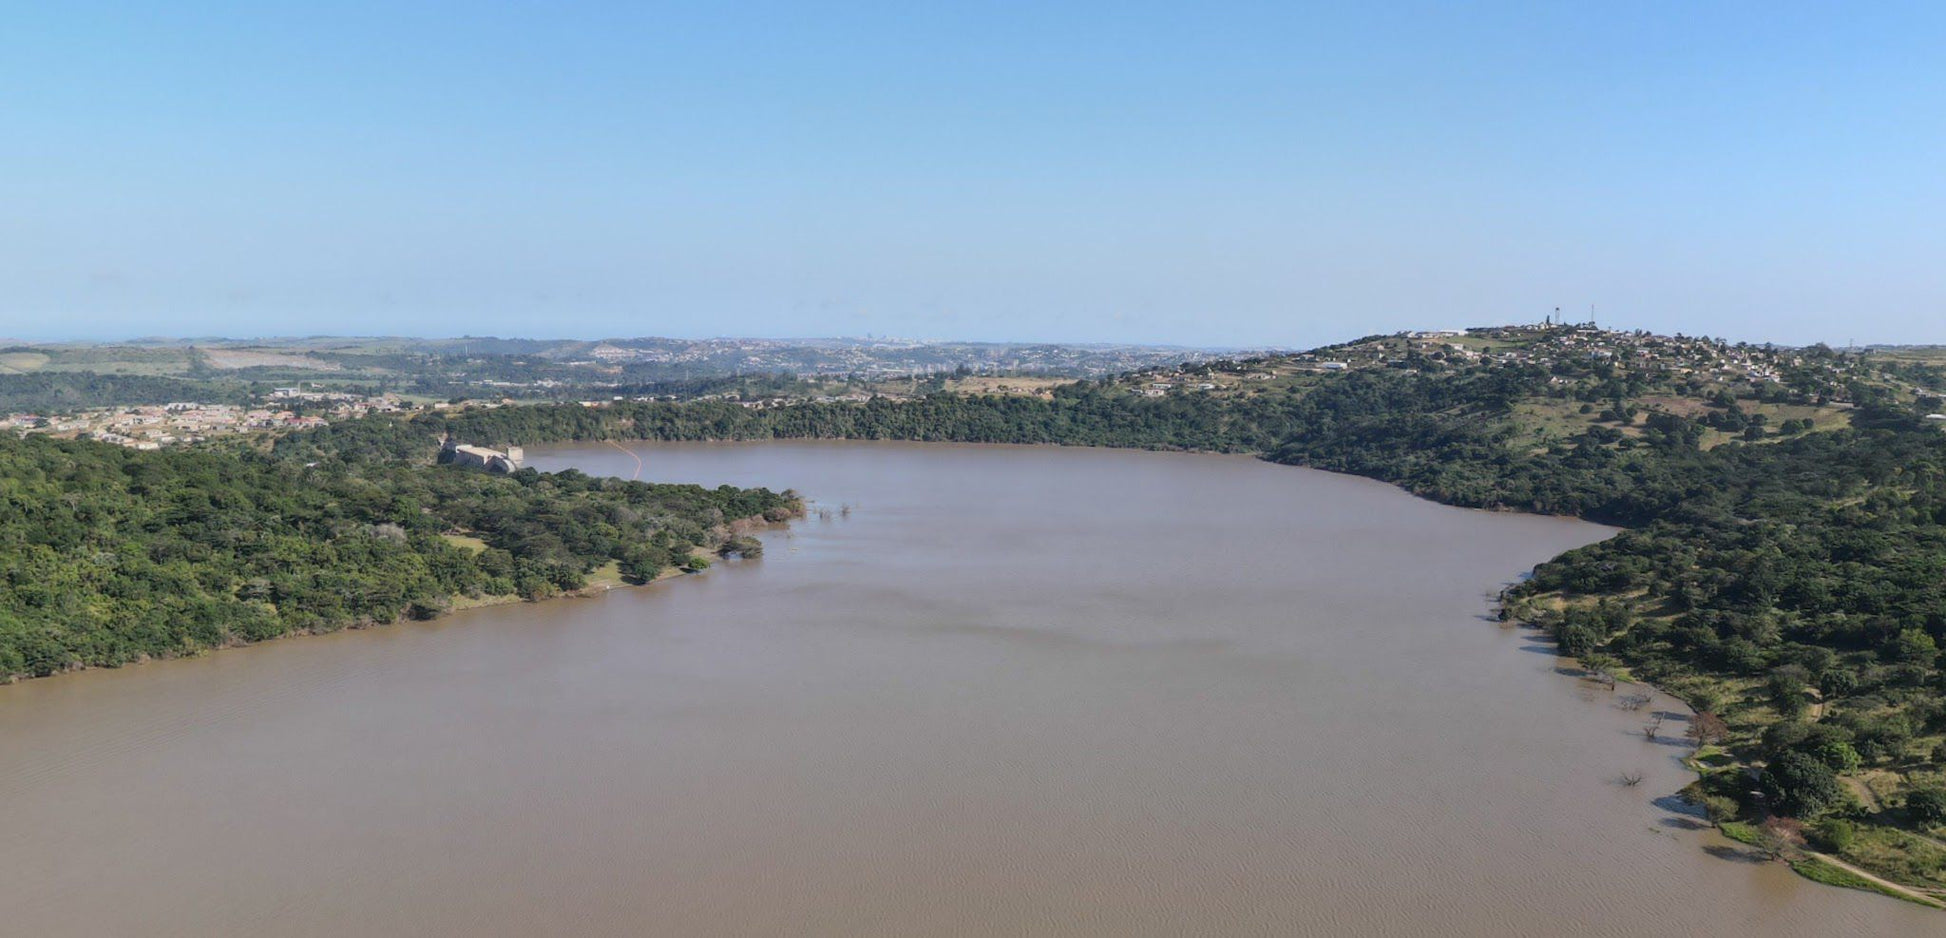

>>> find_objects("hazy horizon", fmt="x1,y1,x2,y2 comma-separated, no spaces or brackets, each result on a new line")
1,319,1938,352
7,4,1943,347
0,331,1251,349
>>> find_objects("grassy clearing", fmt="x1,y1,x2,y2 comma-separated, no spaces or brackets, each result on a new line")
1843,827,1946,891
1867,347,1946,365
1748,401,1852,429
1715,821,1943,906
0,352,50,373
1443,332,1536,352
1791,856,1938,906
440,533,489,552
1507,389,1855,453
28,346,196,375
200,348,343,371
1510,400,1610,443
37,360,190,376
447,592,517,611
1792,855,1873,887
1685,746,1736,770
584,560,626,589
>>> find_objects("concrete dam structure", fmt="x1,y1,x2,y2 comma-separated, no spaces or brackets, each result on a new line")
439,435,524,473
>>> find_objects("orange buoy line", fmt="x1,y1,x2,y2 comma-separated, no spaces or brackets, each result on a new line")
604,439,643,480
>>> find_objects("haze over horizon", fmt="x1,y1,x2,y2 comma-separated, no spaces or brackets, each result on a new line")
6,3,1943,348
0,325,1932,354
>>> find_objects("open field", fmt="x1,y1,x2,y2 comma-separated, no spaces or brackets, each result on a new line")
200,348,345,371
1867,346,1946,364
33,347,196,375
439,533,490,552
0,352,51,374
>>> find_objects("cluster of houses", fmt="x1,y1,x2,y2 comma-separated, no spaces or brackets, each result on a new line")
1495,326,1819,387
1138,379,1220,398
1269,323,1855,398
569,337,1232,379
1107,322,1882,412
725,391,875,409
553,390,878,410
7,393,404,450
267,386,370,404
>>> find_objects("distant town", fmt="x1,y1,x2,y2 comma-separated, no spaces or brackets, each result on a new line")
6,389,405,449
6,324,1942,451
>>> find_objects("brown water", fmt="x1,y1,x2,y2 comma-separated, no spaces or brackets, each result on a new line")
0,442,1936,936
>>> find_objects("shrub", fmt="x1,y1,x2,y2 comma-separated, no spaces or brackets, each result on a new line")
1908,787,1946,826
1810,817,1855,853
1808,740,1862,773
1759,751,1846,818
1819,668,1859,699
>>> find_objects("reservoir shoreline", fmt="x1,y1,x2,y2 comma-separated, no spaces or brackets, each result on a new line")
0,438,1567,689
3,441,1937,935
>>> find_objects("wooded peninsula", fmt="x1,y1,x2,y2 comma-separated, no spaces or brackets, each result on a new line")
0,431,797,677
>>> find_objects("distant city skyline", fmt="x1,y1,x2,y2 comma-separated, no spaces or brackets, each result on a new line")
1,321,1920,354
6,3,1943,348
1,310,1933,353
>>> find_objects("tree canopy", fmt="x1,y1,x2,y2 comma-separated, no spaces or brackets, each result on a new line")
0,432,795,679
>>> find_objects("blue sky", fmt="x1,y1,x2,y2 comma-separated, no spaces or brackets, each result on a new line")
4,2,1942,347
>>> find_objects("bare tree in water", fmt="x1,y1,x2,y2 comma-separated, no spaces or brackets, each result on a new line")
1581,654,1620,690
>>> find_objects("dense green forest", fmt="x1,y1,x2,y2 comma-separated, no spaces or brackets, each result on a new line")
0,432,796,679
270,339,1946,894
0,373,255,414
